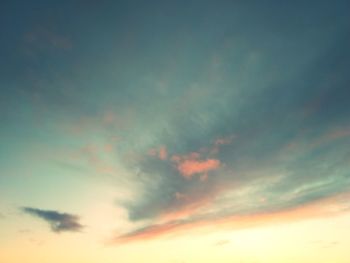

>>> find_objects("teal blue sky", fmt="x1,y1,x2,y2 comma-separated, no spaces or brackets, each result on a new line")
1,0,350,242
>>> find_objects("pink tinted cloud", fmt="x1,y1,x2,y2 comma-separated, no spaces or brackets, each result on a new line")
159,146,168,160
148,145,168,160
176,159,220,179
171,151,220,179
211,134,235,154
114,192,350,243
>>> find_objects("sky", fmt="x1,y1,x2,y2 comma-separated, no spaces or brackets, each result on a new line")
1,1,350,262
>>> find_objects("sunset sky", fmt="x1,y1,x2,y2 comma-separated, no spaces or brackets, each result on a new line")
1,1,350,262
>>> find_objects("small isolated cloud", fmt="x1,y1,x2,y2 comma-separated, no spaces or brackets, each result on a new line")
176,159,220,178
148,145,168,160
169,139,228,179
171,152,220,179
159,146,168,160
21,207,83,233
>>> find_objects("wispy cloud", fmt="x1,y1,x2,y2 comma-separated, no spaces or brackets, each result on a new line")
21,207,83,233
2,0,349,247
115,192,350,243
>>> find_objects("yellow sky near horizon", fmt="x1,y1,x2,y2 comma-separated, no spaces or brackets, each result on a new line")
1,208,350,263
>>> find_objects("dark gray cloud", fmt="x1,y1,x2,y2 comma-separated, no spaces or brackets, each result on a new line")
21,207,83,233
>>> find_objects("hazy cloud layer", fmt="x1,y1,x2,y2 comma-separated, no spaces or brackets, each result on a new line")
112,6,350,240
1,1,349,243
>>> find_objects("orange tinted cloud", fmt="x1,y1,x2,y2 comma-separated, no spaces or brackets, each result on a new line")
115,192,350,243
116,220,186,242
170,134,233,175
176,159,220,179
171,150,221,179
148,145,168,160
159,146,168,160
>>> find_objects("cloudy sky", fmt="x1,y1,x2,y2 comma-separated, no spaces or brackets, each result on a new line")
1,1,350,262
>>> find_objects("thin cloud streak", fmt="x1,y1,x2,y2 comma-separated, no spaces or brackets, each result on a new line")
114,192,350,243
